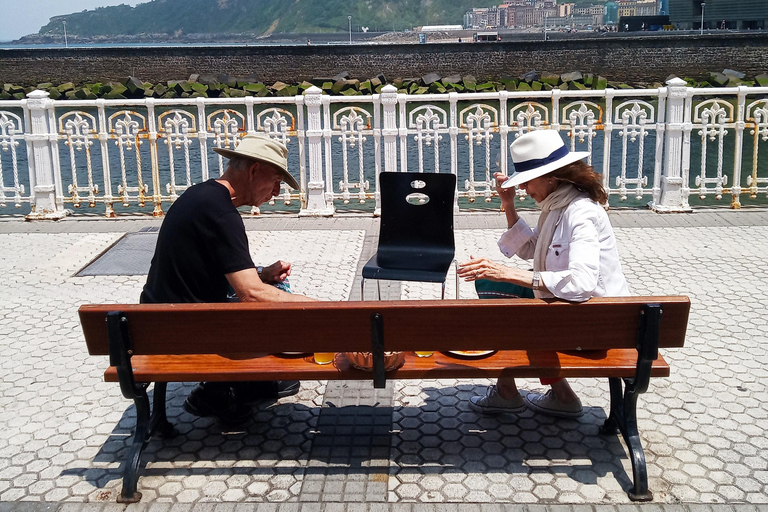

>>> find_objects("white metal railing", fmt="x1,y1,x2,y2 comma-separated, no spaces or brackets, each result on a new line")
1,78,767,219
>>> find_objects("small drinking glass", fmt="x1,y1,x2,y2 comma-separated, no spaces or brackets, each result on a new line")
314,352,335,365
415,351,434,358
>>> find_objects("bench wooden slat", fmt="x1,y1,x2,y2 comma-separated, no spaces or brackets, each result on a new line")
80,296,690,356
103,349,671,382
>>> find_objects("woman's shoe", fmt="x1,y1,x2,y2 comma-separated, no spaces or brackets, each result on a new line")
469,385,527,415
524,389,583,418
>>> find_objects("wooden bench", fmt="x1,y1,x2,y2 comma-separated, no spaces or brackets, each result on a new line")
79,296,690,503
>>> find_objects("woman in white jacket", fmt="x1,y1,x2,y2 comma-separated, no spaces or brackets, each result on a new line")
457,129,630,418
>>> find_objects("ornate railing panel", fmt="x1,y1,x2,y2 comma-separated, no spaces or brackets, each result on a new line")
3,80,768,218
0,106,26,209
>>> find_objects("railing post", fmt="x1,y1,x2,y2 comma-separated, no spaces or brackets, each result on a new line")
25,90,68,220
300,86,334,216
651,77,692,212
379,84,399,215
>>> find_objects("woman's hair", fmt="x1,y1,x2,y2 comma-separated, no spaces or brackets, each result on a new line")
551,160,608,204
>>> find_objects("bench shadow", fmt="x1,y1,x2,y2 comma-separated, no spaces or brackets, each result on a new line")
61,381,635,497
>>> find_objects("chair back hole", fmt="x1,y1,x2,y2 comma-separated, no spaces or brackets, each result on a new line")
410,179,427,189
405,193,430,205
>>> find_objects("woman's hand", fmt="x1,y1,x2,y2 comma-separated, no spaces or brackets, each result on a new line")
458,255,513,282
494,172,515,207
458,255,534,288
494,172,519,227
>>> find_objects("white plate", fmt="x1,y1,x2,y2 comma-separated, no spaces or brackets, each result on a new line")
447,350,495,357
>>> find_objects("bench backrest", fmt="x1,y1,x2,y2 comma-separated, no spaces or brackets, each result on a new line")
80,296,690,356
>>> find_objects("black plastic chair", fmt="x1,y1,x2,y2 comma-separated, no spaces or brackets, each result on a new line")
362,171,458,300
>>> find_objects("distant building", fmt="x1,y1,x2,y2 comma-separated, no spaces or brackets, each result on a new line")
605,1,620,24
669,0,767,30
420,25,464,32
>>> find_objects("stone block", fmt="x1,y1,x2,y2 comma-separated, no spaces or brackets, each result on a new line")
331,80,346,94
520,70,539,82
124,76,144,94
531,81,543,91
756,74,768,87
561,71,583,82
421,72,441,85
595,76,608,90
57,82,75,93
722,68,745,79
708,72,729,87
517,82,533,91
540,72,559,86
443,74,461,84
428,82,446,93
243,83,266,94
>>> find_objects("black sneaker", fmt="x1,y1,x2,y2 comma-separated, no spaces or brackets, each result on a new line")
231,380,301,403
183,382,252,425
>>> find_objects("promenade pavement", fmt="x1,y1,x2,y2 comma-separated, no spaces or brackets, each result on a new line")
1,207,767,512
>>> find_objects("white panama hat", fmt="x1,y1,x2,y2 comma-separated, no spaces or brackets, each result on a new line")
501,130,590,189
213,134,300,190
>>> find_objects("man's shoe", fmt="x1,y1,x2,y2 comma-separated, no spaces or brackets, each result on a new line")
524,390,583,418
183,383,252,425
232,380,300,403
469,385,527,415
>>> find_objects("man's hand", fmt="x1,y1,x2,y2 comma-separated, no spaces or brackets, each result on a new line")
260,260,292,284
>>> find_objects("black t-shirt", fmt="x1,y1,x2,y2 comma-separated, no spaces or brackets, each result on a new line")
140,180,255,303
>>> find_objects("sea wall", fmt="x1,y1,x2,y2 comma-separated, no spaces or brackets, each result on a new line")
2,33,767,87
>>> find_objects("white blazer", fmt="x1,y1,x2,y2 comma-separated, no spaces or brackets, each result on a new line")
497,197,630,302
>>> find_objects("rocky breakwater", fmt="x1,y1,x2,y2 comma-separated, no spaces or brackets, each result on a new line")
2,69,767,101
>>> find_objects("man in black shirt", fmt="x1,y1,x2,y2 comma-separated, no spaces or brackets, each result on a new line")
141,134,315,423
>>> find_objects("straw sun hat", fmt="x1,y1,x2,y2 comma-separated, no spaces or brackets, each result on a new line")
501,130,590,189
213,134,300,190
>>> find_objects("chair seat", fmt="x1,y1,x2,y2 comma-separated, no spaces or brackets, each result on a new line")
362,254,451,283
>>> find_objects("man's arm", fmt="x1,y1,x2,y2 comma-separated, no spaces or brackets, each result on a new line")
226,268,317,302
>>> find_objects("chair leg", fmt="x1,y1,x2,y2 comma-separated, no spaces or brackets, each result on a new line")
376,280,381,301
454,260,460,299
441,280,446,300
361,277,365,301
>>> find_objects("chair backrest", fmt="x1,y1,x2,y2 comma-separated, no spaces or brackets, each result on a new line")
377,172,456,271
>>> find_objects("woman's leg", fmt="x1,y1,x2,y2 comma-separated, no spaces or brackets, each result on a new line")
524,378,583,418
469,279,533,414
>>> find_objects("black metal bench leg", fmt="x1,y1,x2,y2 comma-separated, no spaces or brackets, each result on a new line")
117,387,151,503
149,382,177,439
600,377,653,502
621,385,653,501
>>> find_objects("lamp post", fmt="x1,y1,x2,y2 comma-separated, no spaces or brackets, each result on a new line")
348,16,352,44
63,21,68,48
543,12,548,41
700,2,705,35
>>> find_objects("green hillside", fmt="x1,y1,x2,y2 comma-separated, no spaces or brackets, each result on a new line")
38,0,504,37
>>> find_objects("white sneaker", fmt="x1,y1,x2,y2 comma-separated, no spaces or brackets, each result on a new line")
469,385,527,415
524,389,583,418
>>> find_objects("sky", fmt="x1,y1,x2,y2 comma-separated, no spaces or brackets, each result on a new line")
0,0,143,41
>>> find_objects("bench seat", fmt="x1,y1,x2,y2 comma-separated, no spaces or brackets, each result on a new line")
103,349,671,383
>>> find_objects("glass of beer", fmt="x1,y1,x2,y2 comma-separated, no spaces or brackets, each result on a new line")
415,351,434,358
314,352,335,365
